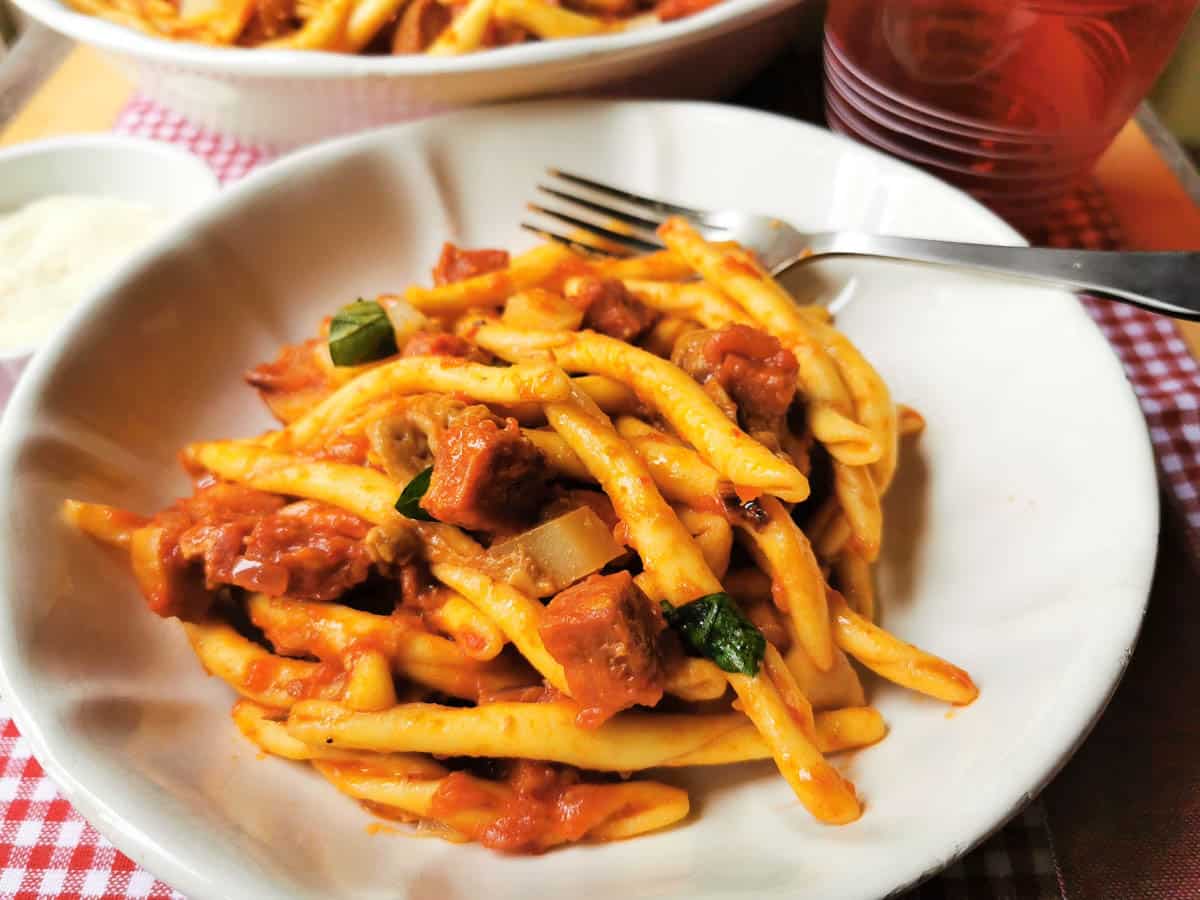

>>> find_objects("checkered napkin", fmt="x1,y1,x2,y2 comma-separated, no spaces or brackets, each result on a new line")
1,97,1198,900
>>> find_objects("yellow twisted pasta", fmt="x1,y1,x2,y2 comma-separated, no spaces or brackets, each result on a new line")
245,594,531,699
472,325,811,502
831,592,979,705
278,357,571,451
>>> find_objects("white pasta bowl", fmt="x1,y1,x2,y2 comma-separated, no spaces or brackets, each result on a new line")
11,0,818,148
0,100,1157,900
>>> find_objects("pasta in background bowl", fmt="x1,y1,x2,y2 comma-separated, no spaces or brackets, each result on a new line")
10,0,818,148
63,0,735,55
0,101,1157,899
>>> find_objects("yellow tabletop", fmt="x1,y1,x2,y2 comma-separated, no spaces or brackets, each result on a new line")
4,44,1199,355
0,47,131,145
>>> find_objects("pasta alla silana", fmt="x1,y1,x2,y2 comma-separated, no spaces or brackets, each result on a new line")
64,228,977,854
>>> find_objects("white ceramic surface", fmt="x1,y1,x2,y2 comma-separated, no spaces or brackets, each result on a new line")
0,135,218,399
0,101,1158,900
11,0,818,148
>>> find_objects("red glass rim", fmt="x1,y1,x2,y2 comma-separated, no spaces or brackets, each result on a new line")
823,42,1095,152
823,32,1117,141
825,107,1072,225
823,85,1096,186
823,56,1100,168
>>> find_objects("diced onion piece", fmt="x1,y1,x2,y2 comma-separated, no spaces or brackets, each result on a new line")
378,294,432,344
483,506,623,597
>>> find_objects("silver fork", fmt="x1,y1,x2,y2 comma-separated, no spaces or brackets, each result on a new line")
525,168,1200,321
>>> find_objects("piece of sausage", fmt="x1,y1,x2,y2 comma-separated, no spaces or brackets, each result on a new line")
576,277,658,343
672,323,798,424
432,243,510,286
421,414,550,532
133,483,281,619
134,484,374,618
539,572,667,728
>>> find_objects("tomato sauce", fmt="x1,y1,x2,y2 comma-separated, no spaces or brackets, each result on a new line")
701,324,798,423
718,252,762,280
243,655,346,700
134,484,375,618
244,339,333,424
312,433,371,465
256,595,420,671
401,331,479,360
430,761,626,853
239,501,373,602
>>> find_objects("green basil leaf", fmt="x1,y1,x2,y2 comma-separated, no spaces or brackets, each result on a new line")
329,300,397,366
395,466,435,521
661,592,765,677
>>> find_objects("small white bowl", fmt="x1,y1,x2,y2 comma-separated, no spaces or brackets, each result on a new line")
0,135,219,394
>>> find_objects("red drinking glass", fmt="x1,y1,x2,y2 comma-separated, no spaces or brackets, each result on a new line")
824,1,1200,226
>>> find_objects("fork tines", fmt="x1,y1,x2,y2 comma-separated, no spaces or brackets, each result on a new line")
522,168,715,258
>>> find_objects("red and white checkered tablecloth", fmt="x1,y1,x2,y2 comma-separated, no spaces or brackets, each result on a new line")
114,97,270,183
0,96,1197,900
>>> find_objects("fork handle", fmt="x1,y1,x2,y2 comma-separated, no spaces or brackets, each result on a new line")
811,233,1200,320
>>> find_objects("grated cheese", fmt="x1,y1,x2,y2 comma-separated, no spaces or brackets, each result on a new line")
0,194,170,353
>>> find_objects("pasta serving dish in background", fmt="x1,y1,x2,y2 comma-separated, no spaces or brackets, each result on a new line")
64,214,977,853
12,0,816,147
64,0,726,54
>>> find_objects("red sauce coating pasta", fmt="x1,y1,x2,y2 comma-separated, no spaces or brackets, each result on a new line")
244,339,333,424
133,484,373,617
674,324,798,423
402,331,478,359
431,761,625,853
